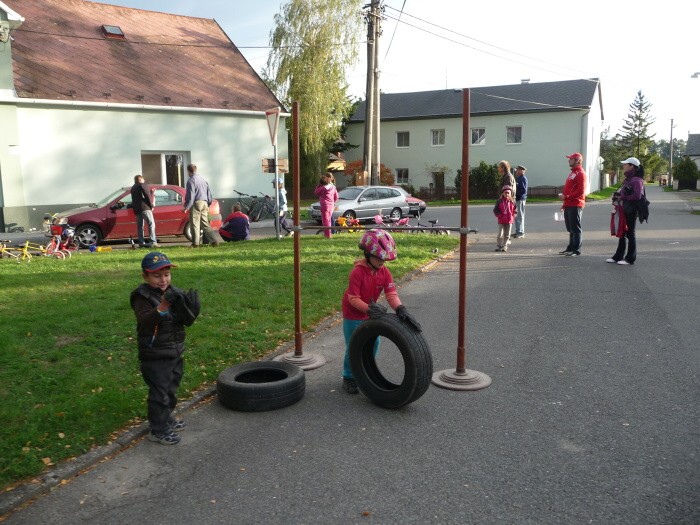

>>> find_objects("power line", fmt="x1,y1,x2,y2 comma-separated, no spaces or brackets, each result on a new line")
381,5,599,83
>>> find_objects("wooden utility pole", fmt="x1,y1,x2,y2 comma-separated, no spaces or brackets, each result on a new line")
371,1,381,186
362,1,381,185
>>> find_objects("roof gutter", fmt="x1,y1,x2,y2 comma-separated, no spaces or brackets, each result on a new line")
0,94,291,118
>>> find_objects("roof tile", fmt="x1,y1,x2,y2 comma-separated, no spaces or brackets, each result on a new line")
7,0,282,111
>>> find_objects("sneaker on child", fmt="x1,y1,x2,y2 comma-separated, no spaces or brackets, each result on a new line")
342,378,359,395
147,430,181,445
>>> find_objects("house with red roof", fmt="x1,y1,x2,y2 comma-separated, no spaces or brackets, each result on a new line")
0,0,286,232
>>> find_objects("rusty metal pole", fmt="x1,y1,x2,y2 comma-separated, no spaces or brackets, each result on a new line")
273,101,326,370
431,88,491,391
292,101,303,356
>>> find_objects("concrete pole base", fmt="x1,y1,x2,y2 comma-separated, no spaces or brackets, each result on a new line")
273,351,326,371
431,368,492,391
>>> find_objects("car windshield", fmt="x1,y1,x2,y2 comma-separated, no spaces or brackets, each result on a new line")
338,187,364,200
94,188,129,208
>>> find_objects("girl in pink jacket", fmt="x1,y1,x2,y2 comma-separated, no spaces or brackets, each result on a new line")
493,185,517,252
314,172,339,238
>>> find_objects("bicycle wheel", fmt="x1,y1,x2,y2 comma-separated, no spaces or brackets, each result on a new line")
248,201,262,222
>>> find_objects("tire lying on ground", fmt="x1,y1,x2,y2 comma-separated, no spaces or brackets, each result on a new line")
349,314,433,409
217,361,305,412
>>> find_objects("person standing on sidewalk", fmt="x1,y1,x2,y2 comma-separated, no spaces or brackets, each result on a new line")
272,176,295,237
183,164,218,247
130,175,157,248
513,165,528,238
498,160,515,191
559,152,587,257
607,157,645,265
493,185,517,252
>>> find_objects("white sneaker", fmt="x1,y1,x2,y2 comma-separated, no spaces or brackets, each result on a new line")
506,240,511,245
617,260,631,265
605,258,617,263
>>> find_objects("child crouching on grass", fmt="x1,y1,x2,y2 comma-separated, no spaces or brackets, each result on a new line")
130,252,199,445
340,229,420,394
493,185,517,252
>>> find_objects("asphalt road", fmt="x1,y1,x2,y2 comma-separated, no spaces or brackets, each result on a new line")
2,186,698,524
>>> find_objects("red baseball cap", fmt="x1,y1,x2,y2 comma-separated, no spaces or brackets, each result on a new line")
566,152,583,160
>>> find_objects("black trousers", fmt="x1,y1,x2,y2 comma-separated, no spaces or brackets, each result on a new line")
613,208,637,263
140,357,184,433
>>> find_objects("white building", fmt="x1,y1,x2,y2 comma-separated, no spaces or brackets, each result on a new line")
345,79,604,196
0,0,287,232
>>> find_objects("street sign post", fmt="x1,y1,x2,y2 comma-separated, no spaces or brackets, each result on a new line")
265,107,282,239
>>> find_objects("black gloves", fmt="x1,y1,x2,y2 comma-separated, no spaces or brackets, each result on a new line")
164,287,201,326
367,301,387,319
396,305,422,332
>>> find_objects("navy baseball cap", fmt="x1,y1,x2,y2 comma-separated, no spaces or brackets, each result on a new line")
141,252,176,272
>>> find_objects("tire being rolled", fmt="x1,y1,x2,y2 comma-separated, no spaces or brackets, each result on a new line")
349,314,433,409
217,361,305,412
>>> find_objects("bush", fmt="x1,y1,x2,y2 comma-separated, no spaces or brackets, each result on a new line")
468,161,500,199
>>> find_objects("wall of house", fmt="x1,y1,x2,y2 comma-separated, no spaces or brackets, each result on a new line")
0,103,288,230
345,109,602,194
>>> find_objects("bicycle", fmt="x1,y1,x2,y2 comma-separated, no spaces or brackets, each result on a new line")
0,240,23,262
248,193,277,222
232,190,254,216
0,240,33,261
18,239,66,259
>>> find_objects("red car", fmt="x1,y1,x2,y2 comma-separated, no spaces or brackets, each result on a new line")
392,186,427,217
48,185,222,247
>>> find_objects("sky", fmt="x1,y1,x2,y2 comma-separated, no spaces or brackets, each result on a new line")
91,0,699,142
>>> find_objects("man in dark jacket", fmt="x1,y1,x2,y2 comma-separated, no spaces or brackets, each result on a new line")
513,165,528,238
130,175,157,247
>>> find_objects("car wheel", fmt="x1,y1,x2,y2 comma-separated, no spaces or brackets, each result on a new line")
342,210,357,220
183,222,207,242
348,314,433,409
217,361,305,412
389,208,402,220
75,224,102,248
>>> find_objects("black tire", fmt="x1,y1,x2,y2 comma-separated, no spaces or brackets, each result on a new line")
389,207,402,220
75,224,102,248
349,314,433,409
342,210,357,220
217,361,305,412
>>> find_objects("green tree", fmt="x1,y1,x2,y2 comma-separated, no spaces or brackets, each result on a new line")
264,0,363,188
615,91,656,161
674,156,700,181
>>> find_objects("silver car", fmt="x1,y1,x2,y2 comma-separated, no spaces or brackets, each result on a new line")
309,186,410,224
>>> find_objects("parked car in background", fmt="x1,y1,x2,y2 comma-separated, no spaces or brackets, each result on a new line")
309,186,410,224
48,185,222,247
392,186,427,216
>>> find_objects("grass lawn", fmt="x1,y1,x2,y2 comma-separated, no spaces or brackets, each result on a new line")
0,233,459,489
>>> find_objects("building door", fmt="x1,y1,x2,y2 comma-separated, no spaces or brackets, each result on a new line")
140,152,188,187
432,171,445,198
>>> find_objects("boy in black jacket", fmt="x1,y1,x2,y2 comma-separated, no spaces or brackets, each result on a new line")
130,252,199,445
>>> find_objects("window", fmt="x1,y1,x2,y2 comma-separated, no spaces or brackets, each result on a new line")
361,189,378,201
431,129,445,146
506,126,522,144
396,131,410,148
396,169,409,184
471,128,485,146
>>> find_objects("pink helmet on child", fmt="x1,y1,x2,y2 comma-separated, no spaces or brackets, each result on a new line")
359,229,397,261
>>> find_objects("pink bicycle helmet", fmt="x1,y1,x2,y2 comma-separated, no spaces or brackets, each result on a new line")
359,229,397,261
